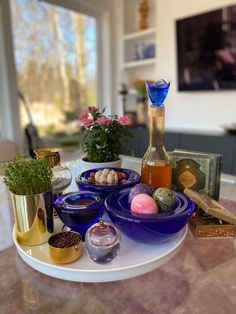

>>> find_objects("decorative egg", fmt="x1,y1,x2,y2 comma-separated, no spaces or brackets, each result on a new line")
101,169,110,178
153,188,176,212
94,170,103,182
129,183,153,203
107,170,118,184
131,194,158,215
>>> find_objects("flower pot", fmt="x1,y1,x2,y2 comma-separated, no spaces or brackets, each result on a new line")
77,157,122,175
11,190,54,246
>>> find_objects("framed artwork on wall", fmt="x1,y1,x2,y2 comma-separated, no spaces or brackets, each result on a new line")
176,5,236,91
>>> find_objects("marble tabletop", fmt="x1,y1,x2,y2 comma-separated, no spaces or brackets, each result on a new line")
1,156,236,314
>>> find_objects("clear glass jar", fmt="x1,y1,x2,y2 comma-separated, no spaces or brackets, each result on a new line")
34,148,72,194
85,220,120,264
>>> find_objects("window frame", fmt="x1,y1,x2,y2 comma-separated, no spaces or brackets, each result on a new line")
0,0,112,149
0,0,22,147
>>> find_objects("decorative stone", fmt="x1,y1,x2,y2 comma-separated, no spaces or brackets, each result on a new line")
131,194,158,215
128,183,153,203
152,188,176,212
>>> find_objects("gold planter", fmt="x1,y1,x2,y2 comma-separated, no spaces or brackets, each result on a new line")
11,191,54,246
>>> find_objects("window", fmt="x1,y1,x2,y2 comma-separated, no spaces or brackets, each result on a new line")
10,0,98,141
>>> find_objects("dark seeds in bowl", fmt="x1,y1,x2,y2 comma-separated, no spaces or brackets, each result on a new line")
68,199,94,206
49,232,81,248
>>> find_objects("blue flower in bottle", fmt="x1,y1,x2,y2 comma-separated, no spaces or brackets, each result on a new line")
146,80,170,107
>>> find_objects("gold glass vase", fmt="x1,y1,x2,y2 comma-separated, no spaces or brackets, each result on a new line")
34,148,72,194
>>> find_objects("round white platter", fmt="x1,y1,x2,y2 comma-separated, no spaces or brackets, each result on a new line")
13,222,187,283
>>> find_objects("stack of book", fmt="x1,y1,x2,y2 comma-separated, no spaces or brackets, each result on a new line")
169,149,222,200
169,149,236,238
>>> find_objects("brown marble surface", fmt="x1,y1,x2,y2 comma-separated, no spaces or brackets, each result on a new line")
1,168,236,313
1,230,236,314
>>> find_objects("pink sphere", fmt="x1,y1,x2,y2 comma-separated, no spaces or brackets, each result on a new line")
131,194,158,215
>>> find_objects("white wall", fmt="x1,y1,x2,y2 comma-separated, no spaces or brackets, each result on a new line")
157,0,236,134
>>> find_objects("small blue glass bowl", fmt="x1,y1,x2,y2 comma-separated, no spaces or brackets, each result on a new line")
54,191,105,238
105,188,194,244
75,167,141,196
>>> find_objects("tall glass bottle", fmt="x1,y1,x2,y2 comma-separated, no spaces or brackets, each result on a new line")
141,80,172,189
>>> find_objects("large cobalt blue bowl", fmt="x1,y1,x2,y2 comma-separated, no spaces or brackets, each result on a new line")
105,188,194,244
75,167,141,196
54,191,105,238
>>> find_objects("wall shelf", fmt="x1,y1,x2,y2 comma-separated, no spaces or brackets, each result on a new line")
123,58,156,69
123,27,156,41
119,0,157,94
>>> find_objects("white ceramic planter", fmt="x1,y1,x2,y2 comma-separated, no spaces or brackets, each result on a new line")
77,157,122,175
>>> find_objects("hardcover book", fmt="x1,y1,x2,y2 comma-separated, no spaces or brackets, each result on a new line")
169,149,222,200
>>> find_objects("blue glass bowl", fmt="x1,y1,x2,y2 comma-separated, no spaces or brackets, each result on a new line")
105,188,194,243
75,167,141,196
54,191,105,238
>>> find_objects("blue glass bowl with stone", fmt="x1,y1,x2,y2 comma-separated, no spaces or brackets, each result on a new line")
105,188,194,244
54,191,105,238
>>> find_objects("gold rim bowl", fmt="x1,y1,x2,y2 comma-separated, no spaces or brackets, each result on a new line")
48,231,82,264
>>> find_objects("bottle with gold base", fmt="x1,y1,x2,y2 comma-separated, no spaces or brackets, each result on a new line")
141,80,172,189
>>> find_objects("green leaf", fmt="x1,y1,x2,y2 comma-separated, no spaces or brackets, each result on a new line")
3,157,53,195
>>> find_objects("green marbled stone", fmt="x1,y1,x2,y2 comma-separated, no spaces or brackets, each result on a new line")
152,188,176,212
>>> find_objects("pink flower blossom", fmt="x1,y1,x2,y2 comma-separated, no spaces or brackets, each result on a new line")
118,116,131,126
88,106,98,113
79,112,88,121
82,118,94,127
96,116,113,125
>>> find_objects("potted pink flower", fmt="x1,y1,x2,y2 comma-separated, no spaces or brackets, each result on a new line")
78,107,131,172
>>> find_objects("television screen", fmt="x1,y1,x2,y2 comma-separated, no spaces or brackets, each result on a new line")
176,5,236,91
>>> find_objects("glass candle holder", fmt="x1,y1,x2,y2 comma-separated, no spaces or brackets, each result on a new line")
85,220,120,264
34,148,72,194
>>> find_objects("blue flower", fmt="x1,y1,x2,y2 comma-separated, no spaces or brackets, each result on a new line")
146,80,170,107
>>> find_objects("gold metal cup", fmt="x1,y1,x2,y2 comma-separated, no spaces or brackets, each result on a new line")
11,191,54,246
34,148,61,167
48,231,82,264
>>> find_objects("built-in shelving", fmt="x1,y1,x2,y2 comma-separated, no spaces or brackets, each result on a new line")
120,0,157,97
123,58,156,69
123,27,156,41
122,0,156,70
